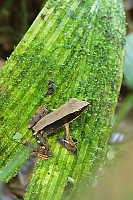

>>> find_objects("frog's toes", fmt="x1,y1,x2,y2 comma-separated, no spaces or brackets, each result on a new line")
57,134,77,156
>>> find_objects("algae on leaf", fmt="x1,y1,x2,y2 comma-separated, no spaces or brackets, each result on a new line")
0,0,125,199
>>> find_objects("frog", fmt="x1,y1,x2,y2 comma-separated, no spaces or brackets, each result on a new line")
27,98,89,158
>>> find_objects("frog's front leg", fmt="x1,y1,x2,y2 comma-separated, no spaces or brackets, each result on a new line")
65,123,77,148
57,123,77,156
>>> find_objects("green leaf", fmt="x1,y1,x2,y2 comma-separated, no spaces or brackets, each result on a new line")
0,146,33,182
0,0,125,199
124,33,133,88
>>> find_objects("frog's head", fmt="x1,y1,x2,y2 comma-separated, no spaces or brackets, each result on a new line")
65,98,89,123
69,98,89,113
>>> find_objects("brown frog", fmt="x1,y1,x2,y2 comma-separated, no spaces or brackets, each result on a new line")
27,98,89,158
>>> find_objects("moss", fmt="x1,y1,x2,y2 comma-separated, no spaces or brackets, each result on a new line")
0,0,125,199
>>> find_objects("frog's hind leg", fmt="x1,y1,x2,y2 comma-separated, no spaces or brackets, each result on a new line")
23,140,48,159
57,123,77,156
27,107,48,129
35,132,52,158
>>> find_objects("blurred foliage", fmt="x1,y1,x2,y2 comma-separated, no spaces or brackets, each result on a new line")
124,33,133,89
0,0,45,58
66,141,133,200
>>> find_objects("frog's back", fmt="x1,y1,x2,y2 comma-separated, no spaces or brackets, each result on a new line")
32,98,89,133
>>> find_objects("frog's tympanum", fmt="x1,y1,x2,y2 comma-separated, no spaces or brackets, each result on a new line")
27,98,89,159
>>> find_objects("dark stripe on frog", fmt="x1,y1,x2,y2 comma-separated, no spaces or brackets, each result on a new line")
41,106,87,135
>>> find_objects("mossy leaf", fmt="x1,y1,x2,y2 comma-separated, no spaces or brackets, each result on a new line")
0,0,125,199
